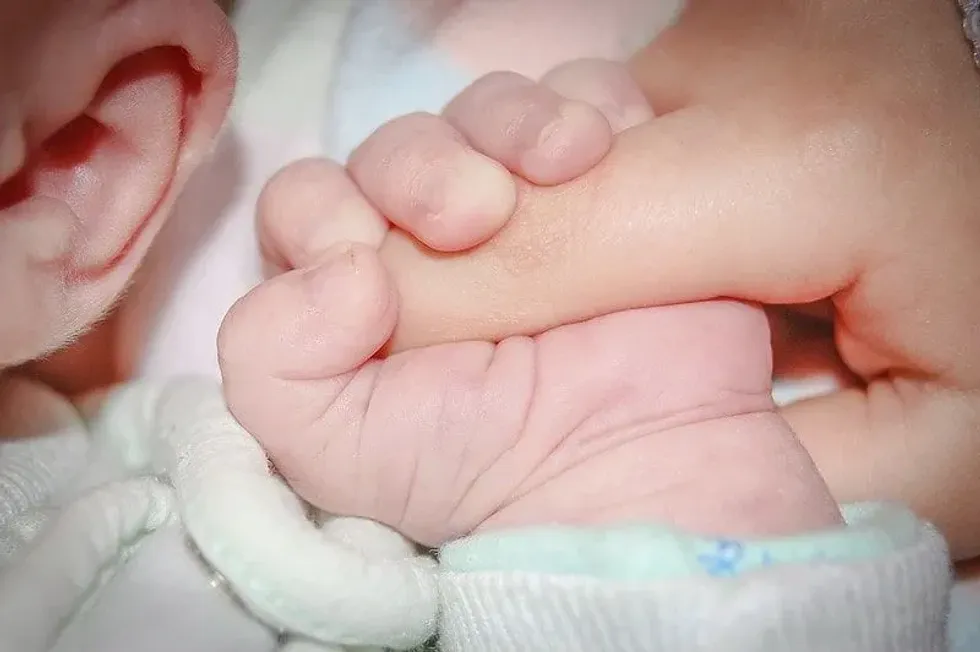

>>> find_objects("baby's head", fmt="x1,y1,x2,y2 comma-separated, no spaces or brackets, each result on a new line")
0,0,235,369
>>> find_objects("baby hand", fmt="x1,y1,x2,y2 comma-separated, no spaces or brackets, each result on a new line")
219,243,841,547
257,59,651,274
225,59,840,546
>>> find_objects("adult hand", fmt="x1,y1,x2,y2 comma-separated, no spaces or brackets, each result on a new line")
367,0,980,559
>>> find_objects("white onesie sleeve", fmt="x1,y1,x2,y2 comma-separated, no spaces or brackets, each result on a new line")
435,511,952,652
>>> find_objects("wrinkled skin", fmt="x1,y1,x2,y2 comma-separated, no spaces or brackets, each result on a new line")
220,61,842,546
221,245,841,547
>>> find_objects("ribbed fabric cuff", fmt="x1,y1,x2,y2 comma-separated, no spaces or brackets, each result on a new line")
437,508,951,652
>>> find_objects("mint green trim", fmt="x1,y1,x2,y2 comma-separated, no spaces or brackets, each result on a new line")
439,503,921,580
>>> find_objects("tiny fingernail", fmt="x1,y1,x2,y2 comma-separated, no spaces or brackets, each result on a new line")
307,198,388,256
303,244,358,299
607,103,655,133
531,101,604,163
538,102,587,152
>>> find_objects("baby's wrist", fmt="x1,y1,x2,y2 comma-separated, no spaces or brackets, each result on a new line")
477,412,841,541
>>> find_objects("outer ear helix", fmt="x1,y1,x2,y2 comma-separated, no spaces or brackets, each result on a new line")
17,49,188,278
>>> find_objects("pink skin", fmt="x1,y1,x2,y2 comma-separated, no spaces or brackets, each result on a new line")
221,245,841,548
259,61,651,271
222,61,843,547
0,0,236,372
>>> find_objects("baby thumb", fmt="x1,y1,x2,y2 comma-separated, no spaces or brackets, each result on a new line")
218,244,397,440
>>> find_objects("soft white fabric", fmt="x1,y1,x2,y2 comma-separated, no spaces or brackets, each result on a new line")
0,478,172,652
52,525,278,652
0,377,89,539
0,376,955,652
0,377,438,652
439,529,951,652
139,379,437,646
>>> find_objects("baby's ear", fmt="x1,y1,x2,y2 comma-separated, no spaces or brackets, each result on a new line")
0,0,236,366
9,49,201,272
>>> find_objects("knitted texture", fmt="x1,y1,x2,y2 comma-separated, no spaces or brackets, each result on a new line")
438,522,951,652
